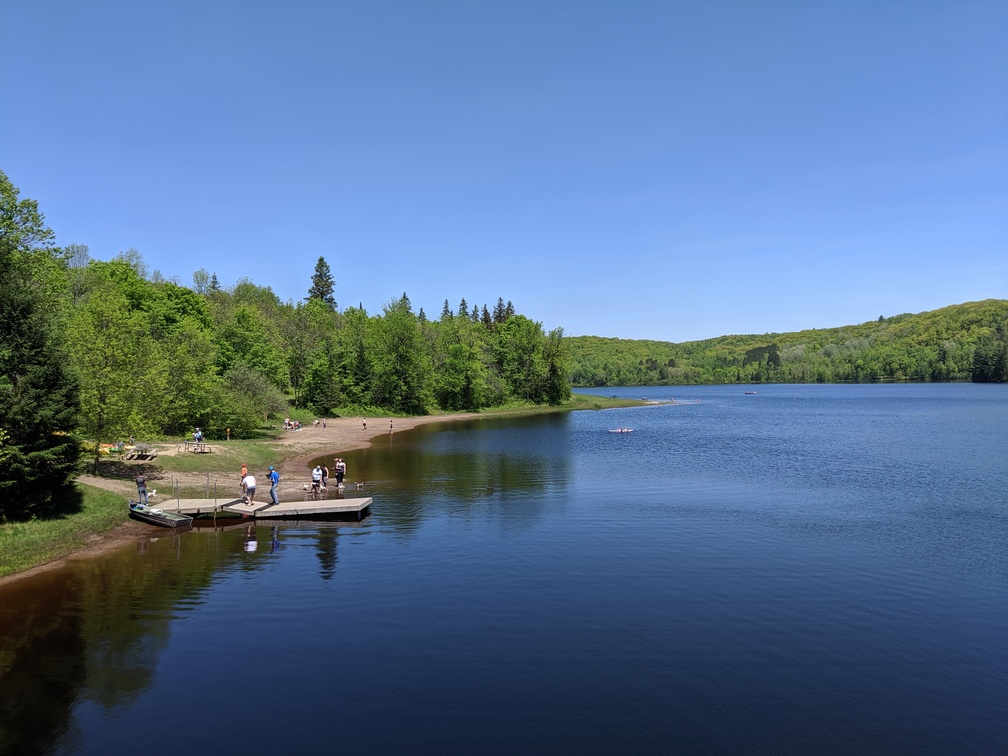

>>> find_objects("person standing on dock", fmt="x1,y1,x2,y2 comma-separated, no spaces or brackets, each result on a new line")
135,474,148,506
244,474,257,505
269,466,280,505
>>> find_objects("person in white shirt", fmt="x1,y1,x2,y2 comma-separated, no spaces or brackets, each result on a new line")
244,474,257,504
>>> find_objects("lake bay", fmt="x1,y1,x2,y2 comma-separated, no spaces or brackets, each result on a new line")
1,384,1005,753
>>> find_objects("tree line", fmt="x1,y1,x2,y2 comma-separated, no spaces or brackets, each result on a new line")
568,300,1008,387
0,170,570,520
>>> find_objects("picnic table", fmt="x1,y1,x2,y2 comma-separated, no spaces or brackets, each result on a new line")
126,443,158,460
183,441,211,453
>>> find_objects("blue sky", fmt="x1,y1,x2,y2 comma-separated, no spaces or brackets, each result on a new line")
2,1,1005,342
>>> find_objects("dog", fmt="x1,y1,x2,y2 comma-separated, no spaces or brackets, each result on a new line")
302,483,311,491
148,489,157,498
355,481,364,491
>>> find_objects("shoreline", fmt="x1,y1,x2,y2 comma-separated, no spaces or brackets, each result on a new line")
1,411,483,587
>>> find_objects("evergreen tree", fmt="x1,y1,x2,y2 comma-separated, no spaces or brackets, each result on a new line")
481,305,492,329
441,299,452,321
458,297,468,319
209,272,221,292
493,297,506,324
0,170,80,520
307,256,337,308
505,300,515,319
471,304,480,322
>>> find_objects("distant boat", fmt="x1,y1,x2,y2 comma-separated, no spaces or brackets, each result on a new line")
609,428,634,433
129,501,193,528
745,391,757,395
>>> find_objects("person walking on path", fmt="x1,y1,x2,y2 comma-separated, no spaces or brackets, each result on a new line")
135,474,149,506
269,466,280,505
244,474,257,505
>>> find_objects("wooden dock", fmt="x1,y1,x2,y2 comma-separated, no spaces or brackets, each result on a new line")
146,496,372,521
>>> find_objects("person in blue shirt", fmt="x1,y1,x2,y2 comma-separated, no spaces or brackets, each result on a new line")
269,466,280,505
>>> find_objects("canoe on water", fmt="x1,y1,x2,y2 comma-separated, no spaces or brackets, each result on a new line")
608,428,634,433
129,501,193,528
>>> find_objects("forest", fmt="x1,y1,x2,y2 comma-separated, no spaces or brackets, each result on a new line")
0,171,569,518
568,300,1008,387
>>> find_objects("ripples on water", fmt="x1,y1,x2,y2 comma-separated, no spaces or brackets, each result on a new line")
1,384,1005,754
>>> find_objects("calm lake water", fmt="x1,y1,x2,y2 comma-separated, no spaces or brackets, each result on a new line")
2,384,1006,754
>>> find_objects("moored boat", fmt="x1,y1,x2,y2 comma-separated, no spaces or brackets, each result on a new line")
129,501,193,528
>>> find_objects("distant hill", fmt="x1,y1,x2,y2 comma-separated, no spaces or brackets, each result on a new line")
567,300,1008,386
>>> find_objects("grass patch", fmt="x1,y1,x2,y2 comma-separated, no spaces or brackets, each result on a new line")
0,484,128,579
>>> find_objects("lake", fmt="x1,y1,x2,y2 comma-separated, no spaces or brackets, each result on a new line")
1,384,1006,753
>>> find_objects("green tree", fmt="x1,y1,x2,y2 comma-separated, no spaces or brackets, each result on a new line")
68,283,154,472
0,170,80,518
371,294,432,413
307,256,336,308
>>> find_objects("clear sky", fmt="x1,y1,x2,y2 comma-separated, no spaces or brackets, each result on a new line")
2,1,1006,342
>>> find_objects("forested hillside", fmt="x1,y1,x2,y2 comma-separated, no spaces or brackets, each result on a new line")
0,171,570,517
569,301,1008,386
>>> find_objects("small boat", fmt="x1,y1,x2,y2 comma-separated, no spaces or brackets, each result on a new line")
745,391,757,395
608,428,634,433
129,501,193,528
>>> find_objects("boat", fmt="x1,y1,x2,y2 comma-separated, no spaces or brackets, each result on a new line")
608,428,634,433
745,391,757,395
129,501,193,528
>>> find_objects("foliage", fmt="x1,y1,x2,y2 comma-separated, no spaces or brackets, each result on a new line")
307,255,337,308
568,300,1008,386
0,170,81,520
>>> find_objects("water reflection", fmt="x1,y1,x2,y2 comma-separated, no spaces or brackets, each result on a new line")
312,414,572,532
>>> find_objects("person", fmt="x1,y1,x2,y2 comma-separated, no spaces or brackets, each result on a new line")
322,418,326,430
311,465,322,497
269,466,280,505
135,474,148,506
335,458,346,489
244,473,257,504
389,419,393,432
321,463,329,491
241,462,248,498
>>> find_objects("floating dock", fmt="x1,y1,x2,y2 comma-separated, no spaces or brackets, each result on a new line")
147,496,372,521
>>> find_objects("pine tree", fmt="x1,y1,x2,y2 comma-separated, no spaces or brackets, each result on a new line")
441,299,453,321
481,305,492,329
458,297,468,319
307,256,337,308
0,170,80,520
209,272,221,292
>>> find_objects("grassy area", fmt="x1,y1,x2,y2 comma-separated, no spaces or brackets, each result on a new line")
0,484,128,579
